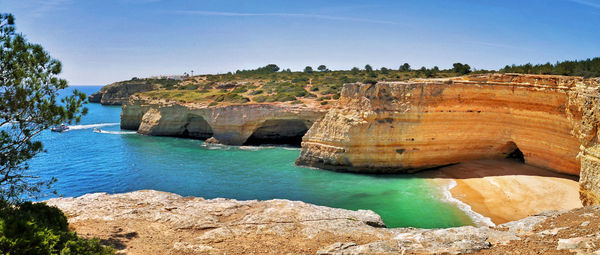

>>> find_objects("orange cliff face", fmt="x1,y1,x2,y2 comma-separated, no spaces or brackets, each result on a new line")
295,74,600,205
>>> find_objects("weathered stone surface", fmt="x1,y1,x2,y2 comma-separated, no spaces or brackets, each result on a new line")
44,190,600,254
89,82,158,105
295,74,600,205
121,95,326,145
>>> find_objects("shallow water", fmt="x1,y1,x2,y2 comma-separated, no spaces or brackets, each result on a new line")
28,86,474,228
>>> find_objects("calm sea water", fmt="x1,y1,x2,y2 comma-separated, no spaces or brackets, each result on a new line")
28,86,473,228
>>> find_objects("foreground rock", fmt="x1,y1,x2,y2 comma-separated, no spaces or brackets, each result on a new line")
296,74,600,206
46,190,600,254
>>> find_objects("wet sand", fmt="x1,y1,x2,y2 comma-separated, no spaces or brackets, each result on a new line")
422,159,582,225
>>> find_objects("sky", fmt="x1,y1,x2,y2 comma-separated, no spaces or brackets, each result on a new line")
1,0,599,85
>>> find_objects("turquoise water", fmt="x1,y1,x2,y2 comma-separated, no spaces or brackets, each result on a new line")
29,86,473,228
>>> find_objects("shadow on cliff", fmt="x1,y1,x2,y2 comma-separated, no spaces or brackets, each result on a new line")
415,159,579,181
99,230,138,251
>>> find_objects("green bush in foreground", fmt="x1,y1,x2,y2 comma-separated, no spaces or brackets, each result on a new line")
0,202,114,255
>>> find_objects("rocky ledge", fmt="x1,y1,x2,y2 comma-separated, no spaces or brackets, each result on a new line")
46,190,600,255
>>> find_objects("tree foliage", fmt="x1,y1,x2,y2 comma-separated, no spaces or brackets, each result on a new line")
303,66,313,73
0,201,114,254
500,58,600,78
452,63,471,75
399,63,411,71
317,65,327,72
0,13,87,202
235,64,280,75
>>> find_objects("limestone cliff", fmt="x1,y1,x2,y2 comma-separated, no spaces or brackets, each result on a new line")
45,190,600,254
121,94,326,145
296,74,600,205
89,82,158,105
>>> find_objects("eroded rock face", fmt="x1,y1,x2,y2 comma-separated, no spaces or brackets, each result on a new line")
45,190,600,254
121,95,326,145
89,82,158,105
295,74,600,205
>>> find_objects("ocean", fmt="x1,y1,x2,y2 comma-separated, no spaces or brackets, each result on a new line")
28,86,474,228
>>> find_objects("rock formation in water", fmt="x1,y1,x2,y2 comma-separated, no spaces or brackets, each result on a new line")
89,82,158,105
296,74,600,206
45,190,600,254
121,94,326,145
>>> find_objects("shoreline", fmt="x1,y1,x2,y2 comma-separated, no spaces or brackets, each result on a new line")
423,159,582,225
436,179,495,227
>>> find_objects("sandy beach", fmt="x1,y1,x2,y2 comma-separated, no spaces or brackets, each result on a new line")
422,159,582,225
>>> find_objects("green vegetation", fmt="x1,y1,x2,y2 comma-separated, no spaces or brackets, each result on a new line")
133,63,463,104
0,202,114,254
1,13,113,254
500,58,600,78
128,58,600,105
211,93,250,104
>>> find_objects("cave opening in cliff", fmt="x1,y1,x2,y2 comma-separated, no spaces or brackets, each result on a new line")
181,115,214,140
244,119,309,147
501,141,525,163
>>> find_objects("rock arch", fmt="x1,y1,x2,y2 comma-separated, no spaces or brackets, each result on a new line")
181,114,213,139
244,119,310,146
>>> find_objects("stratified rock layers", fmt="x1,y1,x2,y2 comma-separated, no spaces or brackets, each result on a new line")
121,96,326,145
296,74,600,205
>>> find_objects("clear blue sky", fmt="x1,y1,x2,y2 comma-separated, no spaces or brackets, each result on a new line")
2,0,599,85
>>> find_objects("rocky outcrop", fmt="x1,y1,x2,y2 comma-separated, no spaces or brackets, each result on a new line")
295,74,600,205
45,190,600,254
121,95,326,145
89,82,158,105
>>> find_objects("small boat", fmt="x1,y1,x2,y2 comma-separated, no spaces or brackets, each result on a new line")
51,124,69,132
93,128,101,133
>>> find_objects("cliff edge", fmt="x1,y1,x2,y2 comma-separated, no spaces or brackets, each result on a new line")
89,81,158,105
121,94,327,145
295,73,600,206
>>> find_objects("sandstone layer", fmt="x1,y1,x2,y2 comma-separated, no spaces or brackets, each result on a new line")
296,74,600,205
121,95,326,145
89,82,158,105
45,190,600,254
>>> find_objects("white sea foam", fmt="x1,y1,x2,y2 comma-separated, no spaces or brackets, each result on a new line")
93,129,137,135
68,123,120,130
440,179,496,227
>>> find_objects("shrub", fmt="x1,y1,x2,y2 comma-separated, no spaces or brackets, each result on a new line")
212,93,250,103
249,89,264,95
363,79,378,85
180,84,199,90
320,101,329,105
0,202,114,254
231,87,248,93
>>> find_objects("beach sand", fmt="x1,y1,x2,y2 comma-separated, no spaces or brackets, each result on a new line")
422,159,582,225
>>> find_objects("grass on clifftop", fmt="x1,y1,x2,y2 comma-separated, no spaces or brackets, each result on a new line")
132,64,463,106
124,58,600,106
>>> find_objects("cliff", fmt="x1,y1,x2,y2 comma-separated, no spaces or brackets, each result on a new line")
45,190,600,254
89,81,158,105
296,74,600,206
121,95,327,145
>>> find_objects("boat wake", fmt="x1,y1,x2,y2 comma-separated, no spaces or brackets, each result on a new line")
68,123,120,130
93,129,137,135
